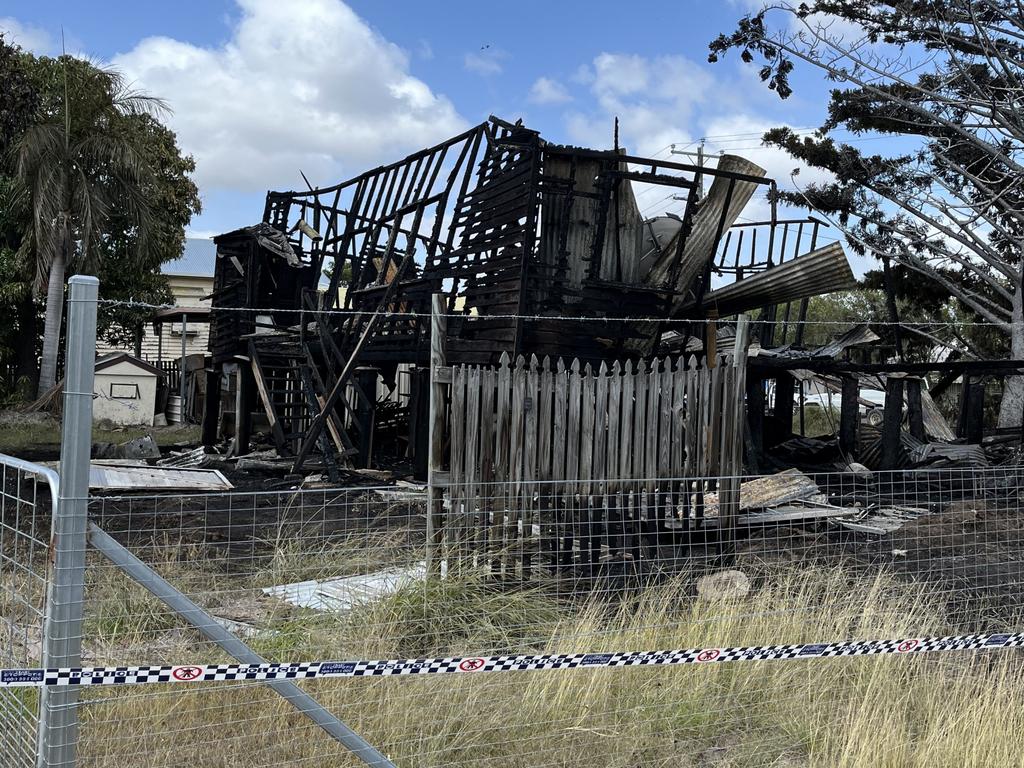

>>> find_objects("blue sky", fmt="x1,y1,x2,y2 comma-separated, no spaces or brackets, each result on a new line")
1,0,847,243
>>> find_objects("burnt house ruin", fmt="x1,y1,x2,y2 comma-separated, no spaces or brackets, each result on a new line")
201,115,859,476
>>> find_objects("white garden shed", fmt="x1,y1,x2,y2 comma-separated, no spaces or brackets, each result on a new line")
93,353,162,426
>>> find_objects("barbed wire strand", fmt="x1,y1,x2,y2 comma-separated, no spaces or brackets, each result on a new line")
94,297,1019,329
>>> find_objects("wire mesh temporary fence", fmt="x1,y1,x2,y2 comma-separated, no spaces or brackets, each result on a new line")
0,455,60,768
53,464,1024,767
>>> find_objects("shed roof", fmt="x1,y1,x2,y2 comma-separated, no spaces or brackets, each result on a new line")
94,352,163,376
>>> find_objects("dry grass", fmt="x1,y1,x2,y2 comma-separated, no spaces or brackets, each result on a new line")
65,563,1024,768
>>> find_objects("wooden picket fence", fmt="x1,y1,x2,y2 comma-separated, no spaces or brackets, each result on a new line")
441,332,748,577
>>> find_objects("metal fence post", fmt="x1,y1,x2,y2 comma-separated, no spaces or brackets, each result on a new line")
38,275,99,768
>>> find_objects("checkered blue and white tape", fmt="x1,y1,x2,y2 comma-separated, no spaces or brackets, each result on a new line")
3,632,1021,688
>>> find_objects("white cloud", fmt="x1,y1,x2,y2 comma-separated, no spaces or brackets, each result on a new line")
559,51,839,227
0,16,54,53
528,77,571,105
591,53,652,97
463,47,507,76
112,0,466,193
566,53,713,156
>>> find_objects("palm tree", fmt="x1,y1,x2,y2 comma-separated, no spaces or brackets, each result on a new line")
15,56,163,396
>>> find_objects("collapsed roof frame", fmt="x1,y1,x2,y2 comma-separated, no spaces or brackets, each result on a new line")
260,116,846,364
213,116,854,471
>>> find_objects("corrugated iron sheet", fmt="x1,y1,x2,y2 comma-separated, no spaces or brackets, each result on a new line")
690,241,854,315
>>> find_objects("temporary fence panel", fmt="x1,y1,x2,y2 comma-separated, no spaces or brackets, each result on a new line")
77,486,425,767
0,454,60,768
15,465,1019,768
8,278,1024,767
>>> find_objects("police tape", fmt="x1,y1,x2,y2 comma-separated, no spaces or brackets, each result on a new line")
3,632,1021,688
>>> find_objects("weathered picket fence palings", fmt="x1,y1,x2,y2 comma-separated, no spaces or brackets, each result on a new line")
444,347,748,577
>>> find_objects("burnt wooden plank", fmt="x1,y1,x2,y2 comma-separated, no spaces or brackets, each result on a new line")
580,363,596,498
905,377,926,441
745,374,764,472
619,360,635,482
606,361,622,495
449,364,467,565
839,375,860,459
465,364,482,556
632,361,649,479
880,376,905,470
551,358,569,566
508,355,527,572
479,364,496,555
493,352,511,572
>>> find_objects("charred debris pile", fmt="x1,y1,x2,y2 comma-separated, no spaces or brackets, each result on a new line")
185,115,1023,519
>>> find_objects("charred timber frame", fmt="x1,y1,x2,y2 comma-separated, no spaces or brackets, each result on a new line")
248,116,857,470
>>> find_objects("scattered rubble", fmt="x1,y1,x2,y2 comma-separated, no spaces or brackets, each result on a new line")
156,446,212,468
93,435,161,461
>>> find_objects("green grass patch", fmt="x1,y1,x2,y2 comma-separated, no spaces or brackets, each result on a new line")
0,417,201,456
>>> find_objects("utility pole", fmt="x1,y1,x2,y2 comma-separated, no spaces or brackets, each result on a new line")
671,138,708,198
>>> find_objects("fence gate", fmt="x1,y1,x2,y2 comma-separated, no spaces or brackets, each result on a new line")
0,455,60,768
440,328,749,578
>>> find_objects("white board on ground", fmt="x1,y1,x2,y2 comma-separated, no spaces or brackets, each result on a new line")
84,462,233,491
263,561,447,613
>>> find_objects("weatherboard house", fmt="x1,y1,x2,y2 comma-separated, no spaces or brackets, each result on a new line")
96,238,216,362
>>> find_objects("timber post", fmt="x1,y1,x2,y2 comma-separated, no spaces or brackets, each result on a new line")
409,366,431,481
354,366,379,467
880,376,905,470
839,375,860,460
426,294,448,576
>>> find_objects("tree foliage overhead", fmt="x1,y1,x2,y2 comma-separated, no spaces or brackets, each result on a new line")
0,35,41,391
709,1,1024,338
93,112,199,348
0,34,200,391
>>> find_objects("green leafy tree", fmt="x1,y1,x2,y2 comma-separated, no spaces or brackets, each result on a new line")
0,35,40,396
93,114,200,352
13,51,200,396
17,54,160,395
710,1,1024,426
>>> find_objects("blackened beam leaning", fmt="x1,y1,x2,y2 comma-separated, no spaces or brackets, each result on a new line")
291,214,425,473
748,358,1024,375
